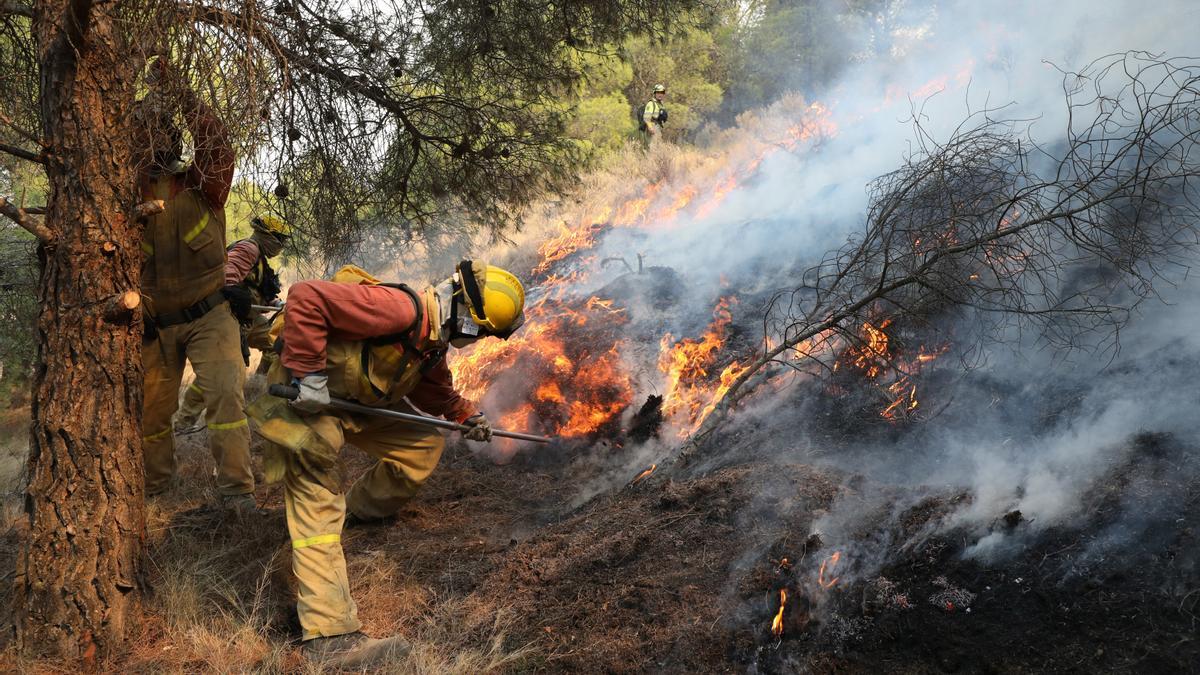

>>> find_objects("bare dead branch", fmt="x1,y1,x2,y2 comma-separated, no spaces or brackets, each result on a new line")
0,195,53,242
695,53,1200,439
0,141,44,164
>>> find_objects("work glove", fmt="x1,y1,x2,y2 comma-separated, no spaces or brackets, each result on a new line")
462,413,493,442
290,374,330,414
222,284,254,324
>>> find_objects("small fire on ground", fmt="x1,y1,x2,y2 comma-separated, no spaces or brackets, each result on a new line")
832,319,949,421
631,464,657,484
771,589,788,638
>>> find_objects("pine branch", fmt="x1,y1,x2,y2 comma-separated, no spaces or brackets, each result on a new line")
0,195,54,242
0,0,33,17
0,141,44,164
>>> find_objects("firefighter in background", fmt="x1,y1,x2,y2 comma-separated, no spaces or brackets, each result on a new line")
641,83,669,142
136,58,254,509
246,261,524,666
175,215,290,432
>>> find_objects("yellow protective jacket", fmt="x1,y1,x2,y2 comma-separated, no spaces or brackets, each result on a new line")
140,173,228,316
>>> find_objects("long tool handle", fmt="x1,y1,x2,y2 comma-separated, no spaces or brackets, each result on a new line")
268,384,552,443
252,304,283,313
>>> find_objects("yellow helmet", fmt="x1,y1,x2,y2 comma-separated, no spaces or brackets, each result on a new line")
252,215,291,238
455,260,525,337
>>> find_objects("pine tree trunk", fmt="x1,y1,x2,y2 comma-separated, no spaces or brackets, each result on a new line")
15,0,145,661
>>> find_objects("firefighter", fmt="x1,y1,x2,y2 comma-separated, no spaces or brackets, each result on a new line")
136,59,254,510
175,215,290,431
245,261,524,666
641,83,668,141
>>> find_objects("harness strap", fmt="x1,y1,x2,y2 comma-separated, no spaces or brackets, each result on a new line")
457,260,487,321
359,283,430,399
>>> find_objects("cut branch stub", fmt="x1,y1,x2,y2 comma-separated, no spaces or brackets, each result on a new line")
134,200,164,218
101,291,140,324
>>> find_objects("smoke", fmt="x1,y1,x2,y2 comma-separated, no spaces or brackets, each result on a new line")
431,0,1200,571
613,0,1200,565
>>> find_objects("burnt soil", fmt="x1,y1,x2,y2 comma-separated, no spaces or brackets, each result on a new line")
1,410,1196,673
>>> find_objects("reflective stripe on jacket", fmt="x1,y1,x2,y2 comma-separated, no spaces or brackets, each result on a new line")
140,174,228,315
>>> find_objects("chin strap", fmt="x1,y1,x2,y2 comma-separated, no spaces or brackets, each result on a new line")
457,260,487,322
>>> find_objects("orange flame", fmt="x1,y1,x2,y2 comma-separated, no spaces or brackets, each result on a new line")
833,318,949,421
818,552,841,589
533,218,607,276
451,97,848,446
658,297,749,434
771,589,787,637
449,298,634,440
631,464,657,484
613,183,663,226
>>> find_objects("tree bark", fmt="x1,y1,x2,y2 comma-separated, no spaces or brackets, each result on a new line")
15,0,145,662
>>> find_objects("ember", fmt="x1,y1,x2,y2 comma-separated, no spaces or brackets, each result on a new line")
833,318,949,421
818,551,842,589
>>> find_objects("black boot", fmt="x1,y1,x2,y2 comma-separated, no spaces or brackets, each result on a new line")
302,631,410,668
344,510,396,529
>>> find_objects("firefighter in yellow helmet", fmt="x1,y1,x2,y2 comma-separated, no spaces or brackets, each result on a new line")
136,58,254,510
175,215,290,432
641,83,668,142
245,260,525,666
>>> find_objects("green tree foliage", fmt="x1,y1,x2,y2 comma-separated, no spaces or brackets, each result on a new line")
717,0,880,119
0,233,36,395
623,28,724,140
568,53,636,158
0,166,43,399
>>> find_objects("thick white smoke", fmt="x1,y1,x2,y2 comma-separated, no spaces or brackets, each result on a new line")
577,0,1200,558
429,0,1199,562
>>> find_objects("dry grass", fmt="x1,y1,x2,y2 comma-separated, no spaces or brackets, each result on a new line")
0,403,539,674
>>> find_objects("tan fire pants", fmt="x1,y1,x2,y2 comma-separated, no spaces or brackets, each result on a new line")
176,313,275,425
143,306,253,496
277,411,444,640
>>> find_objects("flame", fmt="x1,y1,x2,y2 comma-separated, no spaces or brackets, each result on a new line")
658,297,749,434
631,464,657,484
613,183,663,226
833,318,949,421
449,298,634,440
535,381,565,404
451,97,846,447
694,175,739,221
818,551,841,589
771,589,787,637
533,218,607,276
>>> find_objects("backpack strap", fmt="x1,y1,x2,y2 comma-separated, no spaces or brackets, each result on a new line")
368,283,424,350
